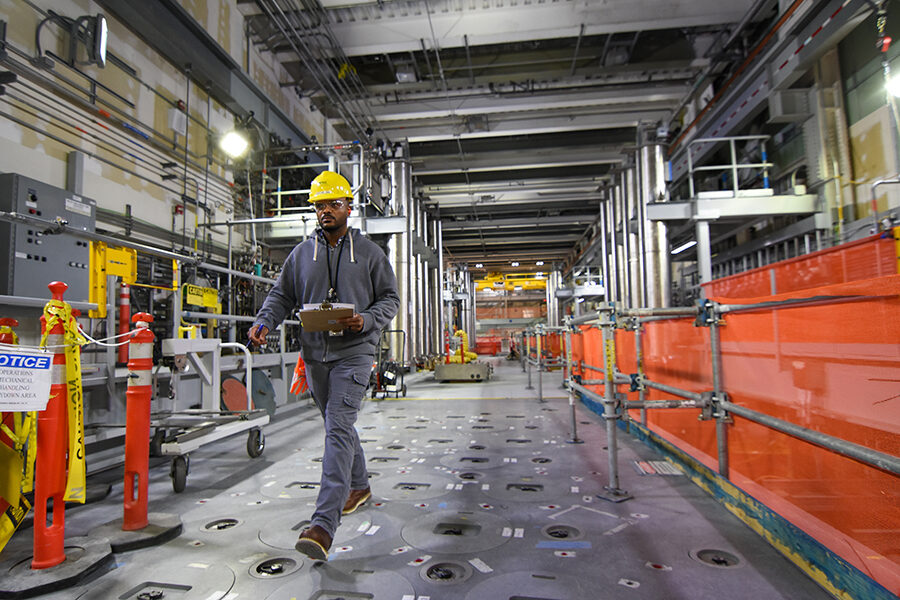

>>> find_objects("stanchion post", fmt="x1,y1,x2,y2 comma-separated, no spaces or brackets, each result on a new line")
525,329,533,390
708,303,729,479
32,282,70,569
123,312,154,530
117,282,130,364
564,323,583,444
536,326,544,403
597,309,631,503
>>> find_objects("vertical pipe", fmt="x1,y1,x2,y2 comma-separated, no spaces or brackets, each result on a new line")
565,326,582,443
606,186,619,303
634,321,647,427
600,314,621,493
641,142,670,308
537,327,544,403
387,159,412,366
525,332,533,389
598,199,611,298
710,311,729,478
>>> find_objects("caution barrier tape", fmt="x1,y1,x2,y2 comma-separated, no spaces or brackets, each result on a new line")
39,300,88,504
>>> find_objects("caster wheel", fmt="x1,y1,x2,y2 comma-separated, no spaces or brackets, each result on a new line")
247,427,265,458
171,455,189,493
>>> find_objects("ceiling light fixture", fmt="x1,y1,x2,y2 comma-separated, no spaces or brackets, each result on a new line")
671,240,697,255
475,263,483,268
535,261,544,266
511,261,519,267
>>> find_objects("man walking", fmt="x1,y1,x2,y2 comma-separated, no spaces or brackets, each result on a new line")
250,170,400,560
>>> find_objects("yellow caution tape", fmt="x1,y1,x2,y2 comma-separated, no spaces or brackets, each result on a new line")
0,324,36,551
40,300,88,503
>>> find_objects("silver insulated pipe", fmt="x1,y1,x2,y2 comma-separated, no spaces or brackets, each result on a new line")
386,159,414,366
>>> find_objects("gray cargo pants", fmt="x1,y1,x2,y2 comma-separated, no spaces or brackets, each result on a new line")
304,354,373,537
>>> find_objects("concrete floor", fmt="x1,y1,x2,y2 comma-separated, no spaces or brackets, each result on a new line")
1,361,834,599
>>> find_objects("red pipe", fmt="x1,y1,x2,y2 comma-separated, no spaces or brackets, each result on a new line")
32,282,69,569
123,312,154,531
117,282,130,364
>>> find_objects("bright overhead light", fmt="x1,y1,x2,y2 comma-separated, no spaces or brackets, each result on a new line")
535,261,544,266
475,263,483,268
535,272,543,277
511,261,519,267
888,75,900,98
513,286,522,291
220,130,249,158
671,240,698,255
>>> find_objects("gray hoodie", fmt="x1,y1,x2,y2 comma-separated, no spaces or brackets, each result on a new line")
252,228,400,362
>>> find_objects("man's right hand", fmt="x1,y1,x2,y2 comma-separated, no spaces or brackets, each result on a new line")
249,324,269,347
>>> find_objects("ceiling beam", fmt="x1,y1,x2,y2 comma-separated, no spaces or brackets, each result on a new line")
317,0,757,57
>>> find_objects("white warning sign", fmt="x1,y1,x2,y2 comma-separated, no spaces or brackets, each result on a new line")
0,350,52,411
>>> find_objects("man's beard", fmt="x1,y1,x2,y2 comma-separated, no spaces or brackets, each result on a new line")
320,219,342,232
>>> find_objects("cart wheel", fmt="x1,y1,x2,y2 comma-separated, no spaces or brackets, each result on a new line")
401,384,407,397
150,428,165,457
171,455,188,493
247,427,265,458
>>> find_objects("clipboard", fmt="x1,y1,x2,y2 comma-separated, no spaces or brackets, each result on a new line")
298,303,354,332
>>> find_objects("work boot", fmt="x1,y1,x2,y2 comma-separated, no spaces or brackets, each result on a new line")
342,486,372,515
295,525,332,561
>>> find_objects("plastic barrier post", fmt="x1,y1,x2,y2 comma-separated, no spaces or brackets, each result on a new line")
117,282,130,364
32,282,69,569
123,312,154,531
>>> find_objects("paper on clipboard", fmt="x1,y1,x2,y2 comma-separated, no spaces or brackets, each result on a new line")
299,303,355,331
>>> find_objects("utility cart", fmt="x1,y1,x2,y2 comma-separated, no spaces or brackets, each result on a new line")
156,338,270,492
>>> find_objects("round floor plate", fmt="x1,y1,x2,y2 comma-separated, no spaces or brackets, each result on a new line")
401,509,512,554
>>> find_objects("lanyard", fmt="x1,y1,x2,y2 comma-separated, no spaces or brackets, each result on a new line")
323,231,346,302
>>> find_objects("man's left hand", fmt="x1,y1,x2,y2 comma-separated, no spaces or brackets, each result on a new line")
338,313,364,333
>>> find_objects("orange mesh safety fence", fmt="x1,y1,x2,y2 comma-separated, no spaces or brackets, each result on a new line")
572,233,900,593
703,232,897,298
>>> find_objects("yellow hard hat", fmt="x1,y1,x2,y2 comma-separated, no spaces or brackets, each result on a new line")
309,170,352,203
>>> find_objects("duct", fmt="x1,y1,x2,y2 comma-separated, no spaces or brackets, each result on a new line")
639,142,671,308
387,159,413,366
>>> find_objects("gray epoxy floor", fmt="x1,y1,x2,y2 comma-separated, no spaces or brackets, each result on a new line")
2,361,833,599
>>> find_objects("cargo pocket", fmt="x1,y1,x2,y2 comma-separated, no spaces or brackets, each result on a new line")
342,370,370,409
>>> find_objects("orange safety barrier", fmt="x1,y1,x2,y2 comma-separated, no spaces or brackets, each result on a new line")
117,282,130,364
32,282,70,569
573,231,900,594
123,312,154,531
475,336,501,356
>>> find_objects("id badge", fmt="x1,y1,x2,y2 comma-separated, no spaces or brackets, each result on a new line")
328,329,344,337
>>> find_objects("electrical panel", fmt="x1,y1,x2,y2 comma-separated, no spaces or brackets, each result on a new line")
0,173,96,301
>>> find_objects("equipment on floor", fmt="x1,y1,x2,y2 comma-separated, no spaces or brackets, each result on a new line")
372,329,406,398
433,360,493,382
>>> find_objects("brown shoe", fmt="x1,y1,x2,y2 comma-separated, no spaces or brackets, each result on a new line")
295,524,332,561
342,487,372,515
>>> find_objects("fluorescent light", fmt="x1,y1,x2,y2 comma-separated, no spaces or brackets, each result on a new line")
511,261,519,267
475,263,483,268
671,240,697,255
513,286,522,291
535,261,544,266
220,130,249,158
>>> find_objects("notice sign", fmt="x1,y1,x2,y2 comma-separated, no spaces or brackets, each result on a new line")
0,351,52,412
